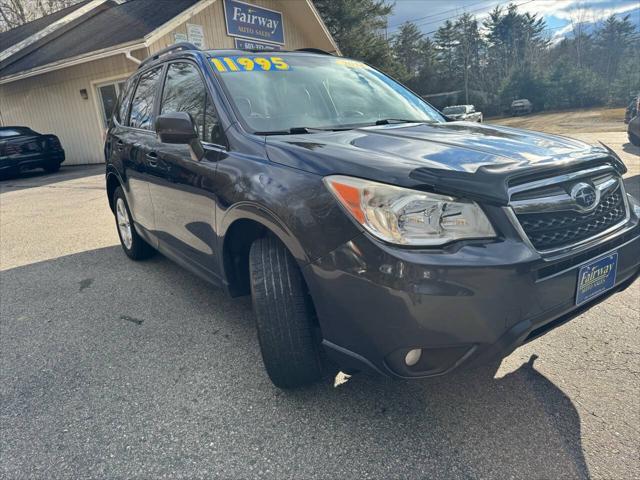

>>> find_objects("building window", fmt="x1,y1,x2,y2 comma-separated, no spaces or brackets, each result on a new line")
96,80,126,127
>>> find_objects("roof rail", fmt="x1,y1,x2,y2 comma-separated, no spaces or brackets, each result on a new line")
295,48,333,56
138,42,199,69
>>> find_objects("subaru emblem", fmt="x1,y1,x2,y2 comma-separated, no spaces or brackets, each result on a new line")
570,182,599,212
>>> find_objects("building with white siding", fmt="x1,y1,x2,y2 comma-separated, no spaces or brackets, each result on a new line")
0,0,338,165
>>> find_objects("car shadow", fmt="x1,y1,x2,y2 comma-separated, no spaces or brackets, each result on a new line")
622,141,640,156
0,164,103,193
0,246,589,478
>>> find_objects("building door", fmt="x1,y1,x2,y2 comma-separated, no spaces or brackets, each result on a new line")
96,80,126,128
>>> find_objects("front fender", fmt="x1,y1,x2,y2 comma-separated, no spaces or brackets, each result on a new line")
218,201,309,264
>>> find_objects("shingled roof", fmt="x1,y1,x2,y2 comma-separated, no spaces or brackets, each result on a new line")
0,0,91,51
0,0,200,80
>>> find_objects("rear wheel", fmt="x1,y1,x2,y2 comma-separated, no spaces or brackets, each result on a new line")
249,235,322,388
44,162,60,173
629,132,640,146
113,186,155,260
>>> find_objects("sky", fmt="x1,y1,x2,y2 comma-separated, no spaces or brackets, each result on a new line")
387,0,640,41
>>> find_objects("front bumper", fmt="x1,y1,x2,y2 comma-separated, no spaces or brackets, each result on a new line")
303,221,640,378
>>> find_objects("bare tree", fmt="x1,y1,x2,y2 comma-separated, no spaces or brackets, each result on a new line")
568,3,596,69
0,0,82,32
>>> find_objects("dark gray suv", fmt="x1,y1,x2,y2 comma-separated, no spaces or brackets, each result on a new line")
105,44,640,388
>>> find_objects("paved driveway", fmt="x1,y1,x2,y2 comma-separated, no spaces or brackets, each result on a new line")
1,134,638,479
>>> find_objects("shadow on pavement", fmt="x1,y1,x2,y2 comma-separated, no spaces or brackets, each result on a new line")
0,246,589,478
622,141,640,156
0,164,104,193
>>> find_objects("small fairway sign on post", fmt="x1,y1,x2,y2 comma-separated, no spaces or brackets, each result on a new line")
187,23,206,49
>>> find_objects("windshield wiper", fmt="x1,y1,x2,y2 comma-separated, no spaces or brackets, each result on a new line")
289,126,332,134
255,126,338,136
374,118,433,125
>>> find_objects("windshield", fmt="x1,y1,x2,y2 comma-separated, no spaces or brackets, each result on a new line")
443,106,466,115
0,127,38,138
209,54,444,133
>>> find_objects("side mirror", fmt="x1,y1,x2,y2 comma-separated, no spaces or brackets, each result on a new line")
155,112,205,160
156,112,198,144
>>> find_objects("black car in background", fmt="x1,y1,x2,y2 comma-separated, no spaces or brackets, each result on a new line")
0,126,65,178
628,115,640,146
105,45,640,389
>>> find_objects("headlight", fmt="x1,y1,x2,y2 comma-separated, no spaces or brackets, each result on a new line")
324,175,496,246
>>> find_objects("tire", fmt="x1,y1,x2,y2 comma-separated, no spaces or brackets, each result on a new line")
0,168,18,180
113,186,155,260
630,133,640,147
44,162,60,173
249,235,322,388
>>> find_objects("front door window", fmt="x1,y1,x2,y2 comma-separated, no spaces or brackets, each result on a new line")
97,81,126,127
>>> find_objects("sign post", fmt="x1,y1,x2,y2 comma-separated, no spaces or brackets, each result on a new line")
234,38,281,51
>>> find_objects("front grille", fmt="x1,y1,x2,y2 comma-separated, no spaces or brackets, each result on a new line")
517,188,626,250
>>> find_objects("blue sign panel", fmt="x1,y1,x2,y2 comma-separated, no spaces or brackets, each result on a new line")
576,252,618,305
224,0,285,46
234,37,281,51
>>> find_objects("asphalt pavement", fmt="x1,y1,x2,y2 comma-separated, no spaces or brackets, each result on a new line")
1,133,638,479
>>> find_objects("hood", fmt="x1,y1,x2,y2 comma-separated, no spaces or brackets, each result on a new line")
265,122,624,205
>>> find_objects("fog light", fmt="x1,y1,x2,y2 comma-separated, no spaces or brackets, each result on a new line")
404,348,422,366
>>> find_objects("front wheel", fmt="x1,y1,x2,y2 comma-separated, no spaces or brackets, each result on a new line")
629,132,640,146
249,236,322,389
113,186,155,260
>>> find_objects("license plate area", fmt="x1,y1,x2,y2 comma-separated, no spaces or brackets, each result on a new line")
576,252,618,305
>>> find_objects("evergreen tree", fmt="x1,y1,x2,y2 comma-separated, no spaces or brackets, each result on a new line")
313,0,402,76
434,20,458,90
393,22,425,76
594,15,637,87
453,13,483,104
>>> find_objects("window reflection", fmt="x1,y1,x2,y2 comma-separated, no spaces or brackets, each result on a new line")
161,62,223,145
129,67,162,130
215,56,443,132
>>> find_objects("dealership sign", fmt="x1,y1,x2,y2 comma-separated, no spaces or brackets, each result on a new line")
224,0,285,45
234,38,281,51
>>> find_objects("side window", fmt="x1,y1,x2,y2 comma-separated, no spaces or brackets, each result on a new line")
161,62,224,145
129,67,162,130
204,94,225,145
115,78,135,125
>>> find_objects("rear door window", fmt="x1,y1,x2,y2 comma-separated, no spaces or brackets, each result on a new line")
115,78,135,126
160,62,224,145
129,66,162,130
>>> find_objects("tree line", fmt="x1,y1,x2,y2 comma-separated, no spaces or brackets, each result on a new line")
2,0,637,116
0,0,80,30
314,0,640,116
